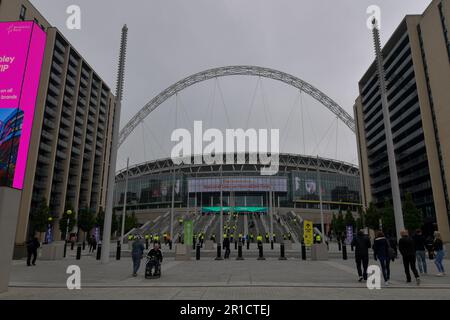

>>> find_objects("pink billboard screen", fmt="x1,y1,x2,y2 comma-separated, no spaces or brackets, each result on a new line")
0,21,46,189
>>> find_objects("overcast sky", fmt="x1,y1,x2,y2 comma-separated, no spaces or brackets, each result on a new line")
31,0,432,170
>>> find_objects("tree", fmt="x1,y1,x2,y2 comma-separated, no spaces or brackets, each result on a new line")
380,200,395,236
344,208,356,229
29,198,51,240
77,208,96,241
59,206,77,240
331,213,337,235
365,202,380,231
336,210,345,235
124,211,138,233
403,193,423,233
95,208,104,233
356,207,365,231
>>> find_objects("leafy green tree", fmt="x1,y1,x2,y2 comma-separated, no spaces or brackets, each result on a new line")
95,208,104,233
365,202,380,231
356,207,365,231
344,208,356,229
381,200,395,236
29,198,51,240
59,206,77,240
331,213,337,235
403,193,423,233
77,208,96,241
124,211,138,233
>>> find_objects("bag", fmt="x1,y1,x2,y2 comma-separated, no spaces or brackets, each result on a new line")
388,247,396,260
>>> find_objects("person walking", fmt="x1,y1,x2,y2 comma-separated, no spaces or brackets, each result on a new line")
131,235,145,277
398,230,420,285
413,229,427,275
433,231,446,276
373,231,391,286
351,230,371,282
26,237,40,266
89,235,97,253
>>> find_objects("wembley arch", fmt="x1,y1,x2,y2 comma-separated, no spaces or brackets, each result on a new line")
118,65,356,147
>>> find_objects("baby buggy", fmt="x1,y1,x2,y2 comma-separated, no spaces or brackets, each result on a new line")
145,255,161,279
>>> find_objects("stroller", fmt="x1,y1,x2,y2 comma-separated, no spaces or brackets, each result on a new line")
145,255,161,279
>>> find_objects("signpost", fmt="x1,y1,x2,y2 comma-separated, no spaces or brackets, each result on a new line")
303,220,313,247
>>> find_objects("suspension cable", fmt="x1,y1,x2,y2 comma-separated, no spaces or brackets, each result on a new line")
311,117,337,156
245,77,261,129
216,77,232,128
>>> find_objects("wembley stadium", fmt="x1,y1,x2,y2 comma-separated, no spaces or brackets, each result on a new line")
114,153,361,243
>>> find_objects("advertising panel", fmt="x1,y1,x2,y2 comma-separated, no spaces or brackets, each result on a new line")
0,21,46,189
188,176,287,193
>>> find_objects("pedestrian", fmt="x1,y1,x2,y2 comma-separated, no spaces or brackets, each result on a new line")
351,230,371,282
425,235,435,259
89,235,97,253
26,237,40,266
413,229,427,275
131,235,145,277
373,231,391,286
398,230,420,285
433,231,446,276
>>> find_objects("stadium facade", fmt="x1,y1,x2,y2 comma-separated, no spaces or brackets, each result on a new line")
114,154,361,227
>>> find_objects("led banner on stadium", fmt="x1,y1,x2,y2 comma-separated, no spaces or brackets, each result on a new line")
188,177,287,193
0,21,46,189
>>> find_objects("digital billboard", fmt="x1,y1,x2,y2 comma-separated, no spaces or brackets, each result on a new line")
0,21,46,189
188,177,288,193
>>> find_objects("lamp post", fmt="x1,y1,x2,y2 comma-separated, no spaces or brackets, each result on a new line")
64,210,72,258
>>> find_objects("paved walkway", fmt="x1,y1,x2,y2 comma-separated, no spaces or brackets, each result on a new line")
1,255,449,300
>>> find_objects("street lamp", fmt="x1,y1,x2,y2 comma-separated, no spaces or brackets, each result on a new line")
66,210,72,242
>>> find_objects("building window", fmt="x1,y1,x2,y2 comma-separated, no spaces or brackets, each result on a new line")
19,5,26,20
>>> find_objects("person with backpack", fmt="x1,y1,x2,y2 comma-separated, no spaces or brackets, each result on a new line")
26,237,40,266
351,230,371,282
373,231,391,286
398,230,420,285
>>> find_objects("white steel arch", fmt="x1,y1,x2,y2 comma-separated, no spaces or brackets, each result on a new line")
118,65,355,146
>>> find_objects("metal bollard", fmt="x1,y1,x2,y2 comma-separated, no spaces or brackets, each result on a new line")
236,242,244,260
271,240,274,250
279,243,287,260
215,244,223,260
342,244,348,260
196,243,201,260
257,243,265,260
301,243,306,260
82,241,86,251
71,241,74,250
96,244,102,260
235,241,238,250
338,241,342,251
169,240,172,250
193,238,196,250
116,241,121,260
146,239,149,250
76,244,82,260
63,240,67,258
246,240,250,250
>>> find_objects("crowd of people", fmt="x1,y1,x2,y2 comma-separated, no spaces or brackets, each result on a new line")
351,229,446,286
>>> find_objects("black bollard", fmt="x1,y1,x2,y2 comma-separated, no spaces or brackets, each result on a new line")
63,240,67,258
96,244,102,260
82,241,85,251
215,244,223,260
116,241,121,260
279,243,287,260
301,243,306,260
146,239,149,250
236,242,244,260
71,241,74,250
246,240,250,250
169,240,172,250
271,240,274,250
342,244,348,260
76,244,82,260
338,241,342,251
196,243,201,260
235,241,238,250
257,243,265,260
193,238,196,250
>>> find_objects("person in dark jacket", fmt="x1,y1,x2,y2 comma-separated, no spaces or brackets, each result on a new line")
131,236,145,277
398,230,420,284
351,230,371,281
413,229,427,275
373,231,391,285
425,236,435,259
26,237,40,266
433,231,446,276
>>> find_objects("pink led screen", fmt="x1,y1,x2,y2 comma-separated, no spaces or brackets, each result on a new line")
0,21,46,189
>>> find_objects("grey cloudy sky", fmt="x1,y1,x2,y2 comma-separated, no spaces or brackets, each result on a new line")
32,0,432,170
